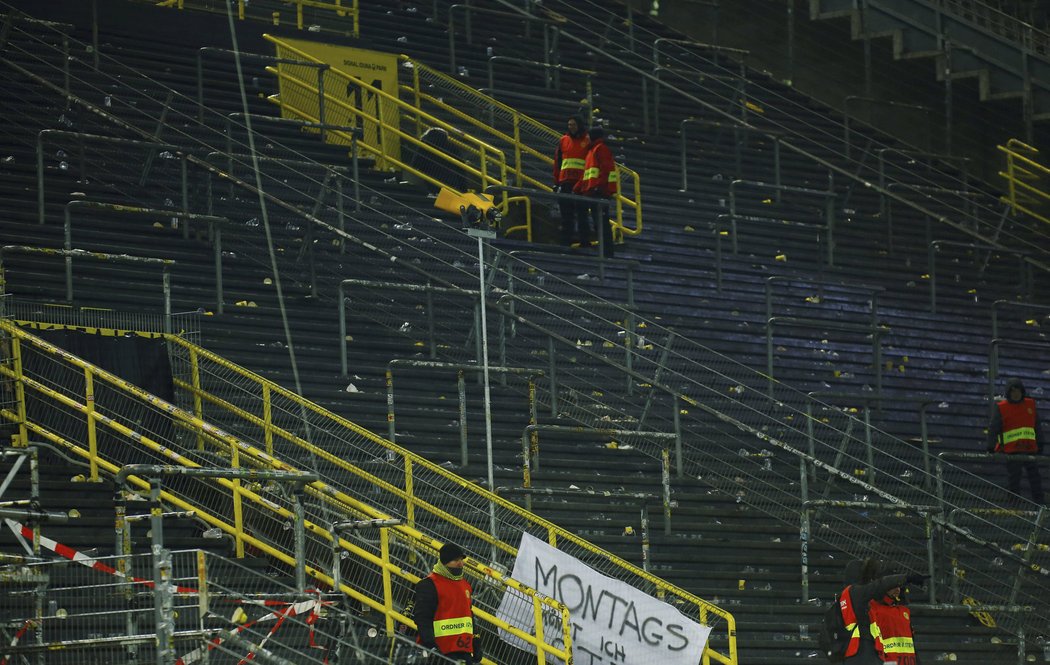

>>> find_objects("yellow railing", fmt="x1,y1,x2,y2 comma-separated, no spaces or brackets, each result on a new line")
402,55,644,241
998,138,1050,225
0,318,737,665
0,320,571,665
154,0,360,36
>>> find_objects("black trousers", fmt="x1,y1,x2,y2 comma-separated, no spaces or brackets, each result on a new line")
556,183,591,246
1006,457,1045,503
584,196,615,257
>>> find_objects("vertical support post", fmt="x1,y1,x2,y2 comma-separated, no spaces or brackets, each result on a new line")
661,448,672,535
386,368,396,443
292,485,306,592
151,478,174,665
924,513,937,603
63,207,73,302
863,405,875,486
672,394,683,478
521,431,533,512
404,457,416,535
919,402,932,493
196,51,205,124
339,284,348,377
84,369,99,481
929,242,938,314
547,337,558,417
36,133,45,224
62,34,70,103
189,348,205,451
380,526,395,633
426,285,436,359
458,370,468,468
680,121,688,192
212,224,222,315
944,40,954,156
640,504,650,574
825,194,835,267
162,266,172,336
528,376,538,470
263,383,273,455
800,504,811,602
317,66,327,144
91,0,100,69
230,430,245,558
786,0,795,86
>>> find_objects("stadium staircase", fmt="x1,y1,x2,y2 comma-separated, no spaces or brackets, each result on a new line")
0,0,1049,662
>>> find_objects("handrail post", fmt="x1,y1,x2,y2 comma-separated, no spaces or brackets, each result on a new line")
680,119,688,191
338,281,348,377
919,401,934,493
386,367,396,443
929,241,939,314
671,393,683,479
458,369,468,467
661,448,672,534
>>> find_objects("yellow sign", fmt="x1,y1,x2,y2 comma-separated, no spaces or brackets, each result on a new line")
273,39,400,168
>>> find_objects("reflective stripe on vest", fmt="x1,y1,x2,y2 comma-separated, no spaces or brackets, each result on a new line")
433,616,473,638
561,157,586,171
1003,427,1037,444
583,166,600,180
608,172,619,182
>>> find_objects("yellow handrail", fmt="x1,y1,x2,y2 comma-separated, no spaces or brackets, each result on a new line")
264,34,510,205
998,139,1050,225
402,55,644,240
0,320,572,665
0,317,737,665
160,336,737,665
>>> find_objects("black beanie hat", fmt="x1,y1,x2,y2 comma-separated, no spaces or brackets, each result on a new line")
439,543,466,564
588,126,605,141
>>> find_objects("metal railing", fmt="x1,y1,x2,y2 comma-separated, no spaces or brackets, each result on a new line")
148,0,360,36
0,245,175,329
680,119,783,192
0,320,575,665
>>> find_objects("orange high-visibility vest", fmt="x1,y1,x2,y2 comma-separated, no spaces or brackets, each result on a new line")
996,398,1039,454
869,598,916,664
554,133,589,184
575,139,619,197
839,585,861,658
425,574,474,655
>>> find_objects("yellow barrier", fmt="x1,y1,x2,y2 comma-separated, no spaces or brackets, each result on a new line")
264,34,517,214
0,320,571,665
402,56,644,241
998,138,1050,225
0,320,737,665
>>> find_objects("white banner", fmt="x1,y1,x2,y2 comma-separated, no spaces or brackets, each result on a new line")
496,533,712,665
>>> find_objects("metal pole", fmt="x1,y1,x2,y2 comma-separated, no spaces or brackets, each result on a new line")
292,486,306,592
458,370,468,467
476,232,499,561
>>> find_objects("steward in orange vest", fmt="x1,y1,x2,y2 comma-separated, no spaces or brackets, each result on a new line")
868,590,917,665
415,543,480,662
573,126,619,257
552,115,591,247
841,559,924,664
987,377,1045,504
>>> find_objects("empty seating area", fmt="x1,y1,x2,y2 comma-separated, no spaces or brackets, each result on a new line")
1,0,1050,662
